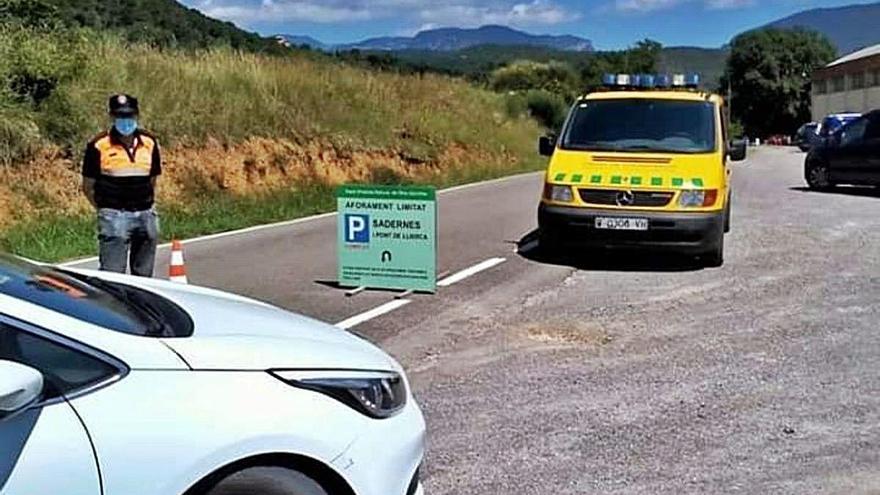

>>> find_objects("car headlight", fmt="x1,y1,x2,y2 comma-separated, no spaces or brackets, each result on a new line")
544,184,574,202
270,370,407,419
679,189,717,207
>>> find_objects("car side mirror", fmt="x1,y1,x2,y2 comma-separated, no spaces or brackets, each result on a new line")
728,139,747,162
0,361,43,421
538,135,557,157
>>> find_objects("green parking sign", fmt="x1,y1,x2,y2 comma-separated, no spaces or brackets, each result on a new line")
337,185,437,293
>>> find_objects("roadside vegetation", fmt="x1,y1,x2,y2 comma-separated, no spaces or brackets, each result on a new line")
722,28,836,137
0,12,543,261
342,40,666,130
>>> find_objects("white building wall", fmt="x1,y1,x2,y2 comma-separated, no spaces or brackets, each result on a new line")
868,87,880,110
812,89,880,121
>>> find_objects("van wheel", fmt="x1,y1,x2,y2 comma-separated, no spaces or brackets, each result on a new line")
205,467,328,495
724,197,731,234
703,233,724,268
539,228,560,254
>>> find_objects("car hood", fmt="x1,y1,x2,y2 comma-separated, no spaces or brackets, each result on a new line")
160,287,398,371
65,269,399,372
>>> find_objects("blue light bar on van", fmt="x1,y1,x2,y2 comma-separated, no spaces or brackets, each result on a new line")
601,73,700,89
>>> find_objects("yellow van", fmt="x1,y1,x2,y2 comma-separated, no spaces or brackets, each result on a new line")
537,74,747,267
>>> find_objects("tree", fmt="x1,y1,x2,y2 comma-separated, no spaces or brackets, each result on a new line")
578,39,663,89
723,28,836,138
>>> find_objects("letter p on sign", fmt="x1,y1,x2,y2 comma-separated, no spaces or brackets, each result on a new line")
345,214,370,243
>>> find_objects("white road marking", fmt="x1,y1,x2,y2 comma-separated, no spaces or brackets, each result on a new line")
335,299,412,330
60,171,542,268
438,257,506,287
335,257,509,328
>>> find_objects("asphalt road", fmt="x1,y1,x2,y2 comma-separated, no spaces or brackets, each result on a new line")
73,147,880,493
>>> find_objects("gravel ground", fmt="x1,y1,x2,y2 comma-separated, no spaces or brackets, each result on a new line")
385,147,880,495
136,145,879,494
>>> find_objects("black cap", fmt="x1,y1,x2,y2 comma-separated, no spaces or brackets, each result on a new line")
108,94,139,117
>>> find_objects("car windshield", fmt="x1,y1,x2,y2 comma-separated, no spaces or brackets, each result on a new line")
0,254,193,337
821,115,860,137
561,98,717,154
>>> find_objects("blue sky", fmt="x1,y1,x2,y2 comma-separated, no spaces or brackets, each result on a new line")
184,0,876,49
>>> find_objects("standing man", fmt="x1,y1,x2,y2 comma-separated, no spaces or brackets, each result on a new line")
82,94,162,276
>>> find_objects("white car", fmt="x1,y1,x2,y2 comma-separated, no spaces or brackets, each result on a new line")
0,255,425,495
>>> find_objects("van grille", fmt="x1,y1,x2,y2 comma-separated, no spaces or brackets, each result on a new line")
578,189,674,207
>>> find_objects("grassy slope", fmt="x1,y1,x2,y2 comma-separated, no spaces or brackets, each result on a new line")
0,34,544,261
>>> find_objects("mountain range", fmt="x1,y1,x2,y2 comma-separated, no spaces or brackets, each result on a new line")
284,2,880,58
764,2,880,55
280,25,593,53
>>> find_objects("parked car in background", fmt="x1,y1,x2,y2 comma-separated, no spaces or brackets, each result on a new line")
795,122,820,152
817,113,862,139
805,110,880,189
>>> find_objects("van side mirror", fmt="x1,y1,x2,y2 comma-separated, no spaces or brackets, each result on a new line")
538,135,557,157
728,139,747,162
0,361,43,421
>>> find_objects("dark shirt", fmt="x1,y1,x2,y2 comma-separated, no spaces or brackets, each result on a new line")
83,129,161,211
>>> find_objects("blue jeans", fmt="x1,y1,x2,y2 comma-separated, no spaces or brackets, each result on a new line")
97,208,160,277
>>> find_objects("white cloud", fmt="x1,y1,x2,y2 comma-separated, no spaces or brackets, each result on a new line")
195,0,578,26
614,0,754,13
201,1,373,23
417,1,576,27
704,0,755,10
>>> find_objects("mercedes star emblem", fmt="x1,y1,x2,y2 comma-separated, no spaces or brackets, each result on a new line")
616,190,635,206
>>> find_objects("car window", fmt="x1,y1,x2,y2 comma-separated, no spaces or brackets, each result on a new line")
0,320,121,400
561,99,716,154
0,254,193,337
840,118,868,147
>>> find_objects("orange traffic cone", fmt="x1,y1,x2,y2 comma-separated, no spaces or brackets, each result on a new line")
169,240,188,284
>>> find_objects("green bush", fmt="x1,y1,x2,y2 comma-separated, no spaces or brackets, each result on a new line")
490,60,580,99
0,103,41,164
524,90,569,131
0,24,93,160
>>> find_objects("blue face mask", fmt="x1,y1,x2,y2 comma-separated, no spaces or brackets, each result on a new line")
114,118,138,136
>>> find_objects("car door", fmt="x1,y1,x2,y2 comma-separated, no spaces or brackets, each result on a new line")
0,316,125,495
862,116,880,185
828,117,869,184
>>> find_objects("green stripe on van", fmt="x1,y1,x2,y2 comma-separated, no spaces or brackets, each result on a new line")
630,176,642,186
554,173,566,182
672,177,684,187
651,177,663,186
571,174,583,183
590,175,602,184
611,176,623,185
692,178,704,187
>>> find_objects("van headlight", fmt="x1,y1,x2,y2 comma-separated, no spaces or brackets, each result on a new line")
544,184,574,203
270,370,407,419
679,189,717,207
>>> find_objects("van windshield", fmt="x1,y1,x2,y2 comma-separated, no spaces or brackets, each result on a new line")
561,98,717,154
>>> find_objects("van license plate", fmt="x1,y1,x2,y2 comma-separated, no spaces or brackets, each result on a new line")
595,217,649,231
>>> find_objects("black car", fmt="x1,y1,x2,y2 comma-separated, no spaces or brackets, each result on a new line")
794,122,820,152
805,110,880,189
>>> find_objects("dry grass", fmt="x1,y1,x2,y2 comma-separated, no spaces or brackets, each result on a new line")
0,33,545,260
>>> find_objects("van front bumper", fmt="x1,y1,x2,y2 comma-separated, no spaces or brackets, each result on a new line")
538,204,724,254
